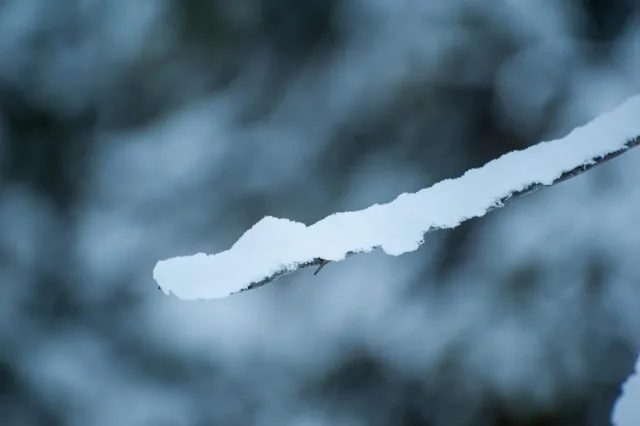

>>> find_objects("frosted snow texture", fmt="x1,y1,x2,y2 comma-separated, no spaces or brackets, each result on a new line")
612,353,640,426
154,95,640,300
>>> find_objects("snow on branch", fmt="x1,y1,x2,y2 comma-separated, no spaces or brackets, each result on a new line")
612,352,640,426
154,95,640,300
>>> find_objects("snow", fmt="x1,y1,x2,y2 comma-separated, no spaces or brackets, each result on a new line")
612,352,640,426
153,94,640,300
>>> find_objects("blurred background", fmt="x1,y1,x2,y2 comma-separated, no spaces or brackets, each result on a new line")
1,0,640,425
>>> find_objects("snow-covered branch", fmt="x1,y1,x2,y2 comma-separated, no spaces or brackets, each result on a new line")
612,352,640,426
154,95,640,300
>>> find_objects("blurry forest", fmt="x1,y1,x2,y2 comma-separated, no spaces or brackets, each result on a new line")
1,1,640,425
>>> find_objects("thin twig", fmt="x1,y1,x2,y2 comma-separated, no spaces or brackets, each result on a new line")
233,136,639,296
313,259,330,275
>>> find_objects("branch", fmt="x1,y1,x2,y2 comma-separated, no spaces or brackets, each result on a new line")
153,95,640,300
239,136,640,295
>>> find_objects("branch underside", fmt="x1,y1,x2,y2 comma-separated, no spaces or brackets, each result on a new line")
233,136,640,296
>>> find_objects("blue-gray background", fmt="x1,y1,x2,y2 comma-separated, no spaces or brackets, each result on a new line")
1,1,640,425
